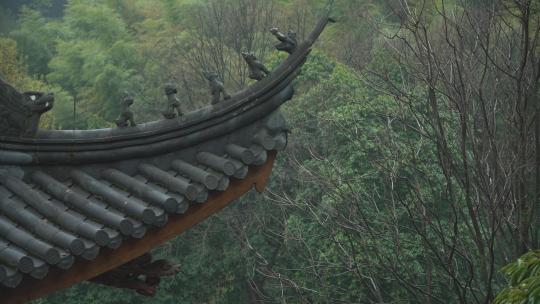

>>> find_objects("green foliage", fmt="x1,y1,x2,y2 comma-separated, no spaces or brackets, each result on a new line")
46,0,142,122
10,7,58,75
64,1,128,44
0,36,74,130
1,1,537,303
0,5,17,34
494,251,540,304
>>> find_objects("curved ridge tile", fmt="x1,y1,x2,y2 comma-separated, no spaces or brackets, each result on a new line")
46,197,112,247
80,241,100,261
130,223,147,239
133,174,189,215
274,132,288,150
68,186,144,238
0,240,35,274
196,152,236,176
32,172,134,236
28,259,49,280
265,110,288,133
56,253,75,270
0,216,62,265
204,168,229,191
0,191,86,255
171,160,219,190
0,265,22,288
138,163,199,201
71,170,160,225
109,184,167,228
190,184,208,204
166,193,189,214
253,129,276,150
102,169,178,213
249,145,268,166
226,144,255,165
0,239,50,280
0,176,107,247
227,158,249,179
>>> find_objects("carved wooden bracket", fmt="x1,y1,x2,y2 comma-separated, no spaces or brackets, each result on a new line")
90,252,180,296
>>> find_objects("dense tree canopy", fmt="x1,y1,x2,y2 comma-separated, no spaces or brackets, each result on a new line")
1,0,539,303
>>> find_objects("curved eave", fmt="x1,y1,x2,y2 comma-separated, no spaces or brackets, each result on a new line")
0,151,276,303
0,49,297,166
2,86,293,165
0,106,289,296
0,16,332,166
0,16,332,303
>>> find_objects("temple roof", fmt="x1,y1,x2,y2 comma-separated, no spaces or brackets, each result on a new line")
0,110,286,290
0,16,333,302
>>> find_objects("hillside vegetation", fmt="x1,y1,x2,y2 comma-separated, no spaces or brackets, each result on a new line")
1,0,539,303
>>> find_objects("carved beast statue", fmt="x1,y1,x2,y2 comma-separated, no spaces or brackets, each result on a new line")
203,72,231,105
115,92,136,128
241,51,270,81
162,84,183,119
0,78,54,138
269,27,297,54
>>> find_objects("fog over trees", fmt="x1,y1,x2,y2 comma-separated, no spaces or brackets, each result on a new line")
1,0,539,303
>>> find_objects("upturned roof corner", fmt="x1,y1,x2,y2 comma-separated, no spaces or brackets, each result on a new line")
0,16,333,303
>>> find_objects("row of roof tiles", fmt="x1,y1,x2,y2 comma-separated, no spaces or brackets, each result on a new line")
0,127,286,288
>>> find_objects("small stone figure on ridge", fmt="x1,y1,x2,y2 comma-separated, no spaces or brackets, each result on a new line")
23,91,55,113
269,27,297,54
0,77,56,137
203,72,230,105
162,84,183,119
115,92,136,128
241,51,270,81
23,91,55,136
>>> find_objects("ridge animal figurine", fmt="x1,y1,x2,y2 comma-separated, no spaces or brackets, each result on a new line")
203,72,230,105
162,84,183,119
0,77,55,137
269,27,297,54
115,93,136,128
241,51,270,81
23,91,55,136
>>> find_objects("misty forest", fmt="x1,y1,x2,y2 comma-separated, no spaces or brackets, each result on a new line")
1,0,540,303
